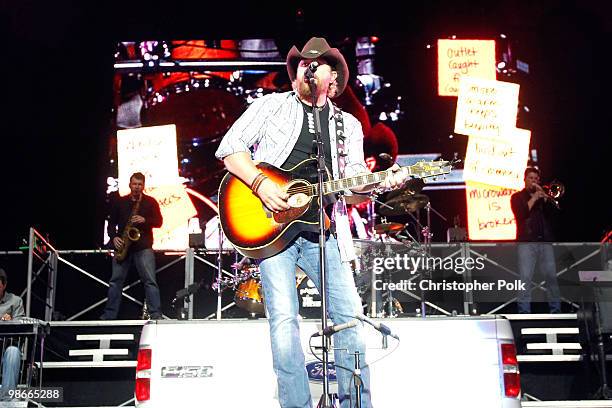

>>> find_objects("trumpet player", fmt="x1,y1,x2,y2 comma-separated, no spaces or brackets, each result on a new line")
101,172,163,320
511,167,561,314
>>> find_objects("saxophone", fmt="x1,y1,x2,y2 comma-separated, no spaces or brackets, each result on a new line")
114,196,142,263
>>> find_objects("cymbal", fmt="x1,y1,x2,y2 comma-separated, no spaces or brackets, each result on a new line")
385,178,425,201
379,194,429,216
374,222,405,234
344,194,371,205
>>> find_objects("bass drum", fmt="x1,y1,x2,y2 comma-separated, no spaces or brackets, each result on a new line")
141,39,245,143
140,40,246,195
141,76,245,143
235,278,265,316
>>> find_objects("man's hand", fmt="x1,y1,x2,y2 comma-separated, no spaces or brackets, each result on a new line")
131,215,145,224
381,163,410,190
256,179,290,212
113,237,125,250
1,313,12,321
531,183,547,201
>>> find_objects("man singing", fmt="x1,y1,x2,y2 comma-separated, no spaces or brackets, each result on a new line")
216,37,409,408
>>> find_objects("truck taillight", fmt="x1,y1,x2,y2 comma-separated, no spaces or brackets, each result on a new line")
501,343,520,398
137,348,152,371
136,348,152,402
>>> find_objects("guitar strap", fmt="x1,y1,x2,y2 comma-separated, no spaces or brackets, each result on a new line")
330,104,357,261
332,104,347,180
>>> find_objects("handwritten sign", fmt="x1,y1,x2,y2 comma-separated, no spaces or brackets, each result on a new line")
466,181,518,240
454,77,520,140
463,128,531,190
117,124,181,193
437,39,496,97
154,224,191,251
116,124,196,250
147,185,197,233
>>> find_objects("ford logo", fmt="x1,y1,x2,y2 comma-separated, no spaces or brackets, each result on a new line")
306,361,337,383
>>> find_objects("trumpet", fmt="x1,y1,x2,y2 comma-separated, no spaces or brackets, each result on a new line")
542,180,565,208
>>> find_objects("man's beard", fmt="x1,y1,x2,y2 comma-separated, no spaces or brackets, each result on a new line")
297,79,314,99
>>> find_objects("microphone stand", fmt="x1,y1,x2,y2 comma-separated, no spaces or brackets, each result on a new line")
308,77,334,408
592,277,612,399
352,351,363,408
171,279,205,320
419,202,448,318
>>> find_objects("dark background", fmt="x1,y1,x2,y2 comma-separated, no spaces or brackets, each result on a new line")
1,1,610,250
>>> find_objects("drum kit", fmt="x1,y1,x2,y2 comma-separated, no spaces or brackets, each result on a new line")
208,174,443,318
213,261,319,318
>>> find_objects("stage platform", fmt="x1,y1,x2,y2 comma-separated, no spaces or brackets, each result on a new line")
0,313,601,407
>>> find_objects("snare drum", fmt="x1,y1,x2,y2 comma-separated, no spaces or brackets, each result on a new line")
235,278,265,316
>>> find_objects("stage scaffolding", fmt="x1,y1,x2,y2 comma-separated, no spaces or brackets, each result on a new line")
0,227,609,321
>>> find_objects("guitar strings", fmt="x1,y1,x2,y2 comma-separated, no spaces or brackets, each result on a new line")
278,163,447,195
283,172,392,195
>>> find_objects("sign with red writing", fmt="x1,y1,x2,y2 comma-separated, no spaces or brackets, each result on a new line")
437,39,496,97
466,181,518,240
463,128,531,190
454,77,520,140
146,184,197,237
117,125,181,193
116,125,196,250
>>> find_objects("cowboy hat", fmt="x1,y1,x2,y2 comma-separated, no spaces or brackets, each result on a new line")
286,37,349,97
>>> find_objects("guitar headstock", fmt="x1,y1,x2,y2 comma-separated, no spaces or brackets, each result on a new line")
409,159,454,178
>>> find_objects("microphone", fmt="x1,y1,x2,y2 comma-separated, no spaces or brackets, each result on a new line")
378,152,393,163
305,61,319,82
355,314,400,341
171,281,204,305
313,319,358,337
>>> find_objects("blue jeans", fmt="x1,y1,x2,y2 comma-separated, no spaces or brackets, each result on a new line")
102,248,161,319
517,243,561,313
1,346,21,399
259,233,371,408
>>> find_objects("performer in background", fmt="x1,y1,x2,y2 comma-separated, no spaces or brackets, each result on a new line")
0,268,24,400
215,37,409,408
511,167,561,314
101,172,163,320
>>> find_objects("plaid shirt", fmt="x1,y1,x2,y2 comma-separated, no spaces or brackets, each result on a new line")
215,91,369,261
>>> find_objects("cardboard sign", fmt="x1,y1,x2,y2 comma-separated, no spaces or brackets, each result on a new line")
437,39,496,97
146,184,197,241
463,128,531,190
454,77,520,140
466,181,518,240
116,124,196,250
117,124,181,193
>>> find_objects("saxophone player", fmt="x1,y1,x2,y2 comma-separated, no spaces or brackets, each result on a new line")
101,172,163,320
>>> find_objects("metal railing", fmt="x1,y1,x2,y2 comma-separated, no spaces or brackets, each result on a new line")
15,227,611,320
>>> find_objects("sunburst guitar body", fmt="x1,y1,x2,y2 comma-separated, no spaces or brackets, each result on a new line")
218,158,453,259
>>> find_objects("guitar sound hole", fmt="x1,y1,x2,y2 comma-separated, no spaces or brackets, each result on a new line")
286,181,310,197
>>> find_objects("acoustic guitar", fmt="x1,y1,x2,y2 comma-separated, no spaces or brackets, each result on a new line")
218,158,453,258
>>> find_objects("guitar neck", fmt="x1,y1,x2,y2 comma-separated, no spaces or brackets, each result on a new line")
319,171,387,195
317,165,427,195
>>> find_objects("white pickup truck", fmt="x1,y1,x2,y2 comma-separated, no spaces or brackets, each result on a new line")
134,316,521,407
